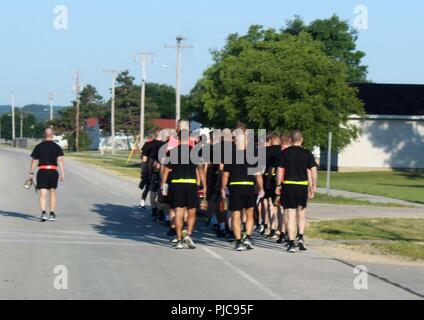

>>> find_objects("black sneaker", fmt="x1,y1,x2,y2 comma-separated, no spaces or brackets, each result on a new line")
235,241,246,252
287,243,296,253
49,213,57,221
276,234,285,244
40,213,47,222
267,230,276,238
297,236,307,251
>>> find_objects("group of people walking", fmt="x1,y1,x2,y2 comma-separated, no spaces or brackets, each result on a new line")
28,123,317,253
138,123,318,253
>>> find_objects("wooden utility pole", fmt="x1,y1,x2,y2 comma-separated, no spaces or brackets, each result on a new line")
103,70,119,154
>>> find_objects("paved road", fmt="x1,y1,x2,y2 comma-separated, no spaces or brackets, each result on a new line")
0,147,423,300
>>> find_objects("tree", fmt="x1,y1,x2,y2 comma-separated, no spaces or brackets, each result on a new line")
52,84,106,133
0,111,43,140
283,15,368,82
195,27,364,150
112,70,159,136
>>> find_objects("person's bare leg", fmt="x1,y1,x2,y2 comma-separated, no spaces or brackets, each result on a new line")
169,208,176,228
186,208,197,236
39,189,48,212
286,209,297,241
49,189,57,212
232,211,242,240
175,207,185,241
245,207,255,236
297,207,306,236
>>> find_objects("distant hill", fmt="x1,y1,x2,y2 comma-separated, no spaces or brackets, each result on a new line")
0,104,68,122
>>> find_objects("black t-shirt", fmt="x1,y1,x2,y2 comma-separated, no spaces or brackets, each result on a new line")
166,144,198,181
266,145,281,171
278,146,317,181
223,149,257,184
31,141,64,166
142,140,155,158
151,140,165,162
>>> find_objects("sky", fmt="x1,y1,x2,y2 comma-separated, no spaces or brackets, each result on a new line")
0,0,423,107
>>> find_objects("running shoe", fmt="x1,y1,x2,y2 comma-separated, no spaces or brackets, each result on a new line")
242,236,254,250
138,205,146,211
276,234,285,244
235,241,246,251
40,213,48,222
287,243,296,253
267,230,276,238
297,236,307,251
183,235,196,249
49,213,57,221
182,229,188,238
170,236,178,244
174,241,183,250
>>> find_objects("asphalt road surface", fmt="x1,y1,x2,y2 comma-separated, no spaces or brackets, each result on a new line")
0,147,423,300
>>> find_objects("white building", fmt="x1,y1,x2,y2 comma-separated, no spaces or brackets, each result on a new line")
326,84,424,172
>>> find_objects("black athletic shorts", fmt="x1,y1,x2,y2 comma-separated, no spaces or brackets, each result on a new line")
282,184,308,209
169,184,197,209
228,185,256,212
264,175,277,201
37,170,59,190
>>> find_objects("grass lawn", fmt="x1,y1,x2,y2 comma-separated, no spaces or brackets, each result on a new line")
318,171,424,204
308,218,424,260
311,193,410,208
67,151,141,179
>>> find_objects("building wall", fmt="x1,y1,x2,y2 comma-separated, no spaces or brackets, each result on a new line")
337,117,424,171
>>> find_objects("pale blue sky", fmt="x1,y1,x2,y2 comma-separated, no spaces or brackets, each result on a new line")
0,0,423,106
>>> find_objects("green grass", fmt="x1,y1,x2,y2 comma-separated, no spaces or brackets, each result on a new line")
67,151,140,179
308,218,424,260
311,193,410,208
318,171,424,204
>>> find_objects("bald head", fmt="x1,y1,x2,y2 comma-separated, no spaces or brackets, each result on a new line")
291,130,304,145
45,128,54,140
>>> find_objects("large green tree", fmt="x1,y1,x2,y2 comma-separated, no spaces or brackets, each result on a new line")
284,15,368,82
193,27,364,150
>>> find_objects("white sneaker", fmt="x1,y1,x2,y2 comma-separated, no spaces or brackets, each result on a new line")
183,235,197,249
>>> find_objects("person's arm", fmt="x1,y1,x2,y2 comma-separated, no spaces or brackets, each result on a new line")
161,166,170,190
221,171,229,199
309,166,318,195
197,166,207,195
58,156,65,182
275,167,285,195
29,159,38,180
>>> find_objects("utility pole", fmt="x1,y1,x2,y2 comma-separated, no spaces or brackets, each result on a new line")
103,70,118,154
136,51,154,145
49,92,54,122
11,92,15,144
73,72,81,152
20,113,23,139
165,36,193,123
326,131,333,196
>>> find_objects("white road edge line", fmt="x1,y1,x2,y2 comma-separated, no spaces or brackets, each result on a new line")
202,247,281,300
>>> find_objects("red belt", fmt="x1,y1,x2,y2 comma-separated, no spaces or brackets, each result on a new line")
39,165,58,170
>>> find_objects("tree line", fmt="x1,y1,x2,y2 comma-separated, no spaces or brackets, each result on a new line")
51,14,367,151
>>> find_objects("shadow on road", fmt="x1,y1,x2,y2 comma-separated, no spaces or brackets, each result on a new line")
90,203,287,251
0,210,40,221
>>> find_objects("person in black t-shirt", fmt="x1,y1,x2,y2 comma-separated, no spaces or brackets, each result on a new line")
161,130,207,250
263,133,281,239
276,130,317,253
221,129,264,251
29,128,65,222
